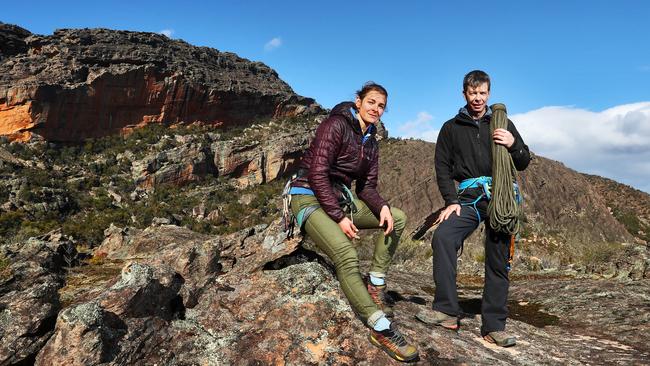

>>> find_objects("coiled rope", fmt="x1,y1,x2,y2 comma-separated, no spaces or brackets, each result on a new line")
487,103,521,235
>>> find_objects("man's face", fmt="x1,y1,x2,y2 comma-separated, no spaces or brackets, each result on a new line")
463,82,490,115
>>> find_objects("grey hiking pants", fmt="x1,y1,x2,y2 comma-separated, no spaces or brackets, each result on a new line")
431,200,511,336
290,194,406,326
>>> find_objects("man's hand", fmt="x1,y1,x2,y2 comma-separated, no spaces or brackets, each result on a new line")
378,205,394,235
435,204,461,224
338,217,360,239
493,128,514,148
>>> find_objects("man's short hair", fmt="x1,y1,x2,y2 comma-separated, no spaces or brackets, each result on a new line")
463,70,490,92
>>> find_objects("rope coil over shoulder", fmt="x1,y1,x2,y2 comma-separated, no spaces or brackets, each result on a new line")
487,103,522,236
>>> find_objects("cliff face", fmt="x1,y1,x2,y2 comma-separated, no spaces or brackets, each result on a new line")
0,26,321,142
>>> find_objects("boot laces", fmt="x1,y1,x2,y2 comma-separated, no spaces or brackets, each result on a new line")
386,327,408,347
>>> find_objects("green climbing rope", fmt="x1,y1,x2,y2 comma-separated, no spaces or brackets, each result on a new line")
487,103,521,235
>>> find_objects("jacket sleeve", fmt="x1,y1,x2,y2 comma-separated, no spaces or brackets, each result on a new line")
308,117,346,222
506,119,531,171
435,123,459,206
356,146,388,218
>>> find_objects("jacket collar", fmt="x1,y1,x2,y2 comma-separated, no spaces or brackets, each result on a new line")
456,105,492,126
330,101,377,137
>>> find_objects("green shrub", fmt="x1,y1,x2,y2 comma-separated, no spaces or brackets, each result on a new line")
611,207,650,242
12,219,59,242
62,208,131,246
0,186,9,203
0,211,25,237
393,237,431,264
580,241,623,266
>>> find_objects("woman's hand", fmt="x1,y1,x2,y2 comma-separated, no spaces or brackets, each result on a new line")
435,204,461,224
379,205,394,235
338,217,360,239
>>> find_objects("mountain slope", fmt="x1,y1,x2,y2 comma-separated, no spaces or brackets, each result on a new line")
583,174,650,244
378,138,637,271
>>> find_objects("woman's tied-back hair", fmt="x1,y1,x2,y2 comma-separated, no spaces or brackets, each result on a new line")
356,81,388,101
463,70,491,92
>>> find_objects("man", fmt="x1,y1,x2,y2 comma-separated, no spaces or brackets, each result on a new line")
424,70,530,346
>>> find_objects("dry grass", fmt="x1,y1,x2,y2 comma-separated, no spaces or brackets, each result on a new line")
58,258,124,308
0,253,11,281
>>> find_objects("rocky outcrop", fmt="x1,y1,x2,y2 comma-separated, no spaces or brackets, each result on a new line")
0,230,72,365
35,263,183,365
211,120,317,188
38,220,334,365
131,136,216,189
0,23,31,60
17,221,650,365
585,243,650,280
129,119,317,189
0,26,322,142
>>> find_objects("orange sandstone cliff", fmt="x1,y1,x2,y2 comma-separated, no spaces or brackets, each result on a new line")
0,24,321,142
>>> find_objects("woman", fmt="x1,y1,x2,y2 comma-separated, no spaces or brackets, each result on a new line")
289,82,418,362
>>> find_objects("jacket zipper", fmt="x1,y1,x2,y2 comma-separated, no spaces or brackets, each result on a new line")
476,119,482,160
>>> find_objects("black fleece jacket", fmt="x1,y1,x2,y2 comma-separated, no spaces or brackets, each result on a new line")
435,107,530,206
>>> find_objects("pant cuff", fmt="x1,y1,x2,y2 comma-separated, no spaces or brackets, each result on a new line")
481,326,506,337
432,304,458,317
366,310,386,328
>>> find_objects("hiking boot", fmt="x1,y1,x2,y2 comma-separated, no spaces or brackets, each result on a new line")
369,323,419,362
365,278,394,318
483,331,516,347
415,310,459,330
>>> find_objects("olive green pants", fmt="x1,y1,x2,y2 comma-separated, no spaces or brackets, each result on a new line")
290,194,407,325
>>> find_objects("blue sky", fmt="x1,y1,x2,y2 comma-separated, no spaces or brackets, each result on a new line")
4,0,650,192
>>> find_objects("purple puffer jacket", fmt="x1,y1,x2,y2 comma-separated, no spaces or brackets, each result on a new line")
292,101,388,222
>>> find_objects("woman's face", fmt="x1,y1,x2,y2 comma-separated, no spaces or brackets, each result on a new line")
355,90,386,125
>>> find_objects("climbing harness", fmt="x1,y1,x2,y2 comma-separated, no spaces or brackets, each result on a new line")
458,176,492,224
281,176,300,238
281,172,357,238
457,176,522,225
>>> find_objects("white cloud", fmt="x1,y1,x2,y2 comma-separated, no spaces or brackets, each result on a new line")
159,29,174,38
397,111,439,142
512,102,650,193
264,37,282,51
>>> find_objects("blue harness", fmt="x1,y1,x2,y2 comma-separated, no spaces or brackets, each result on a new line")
457,176,522,223
288,184,357,229
288,186,318,229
